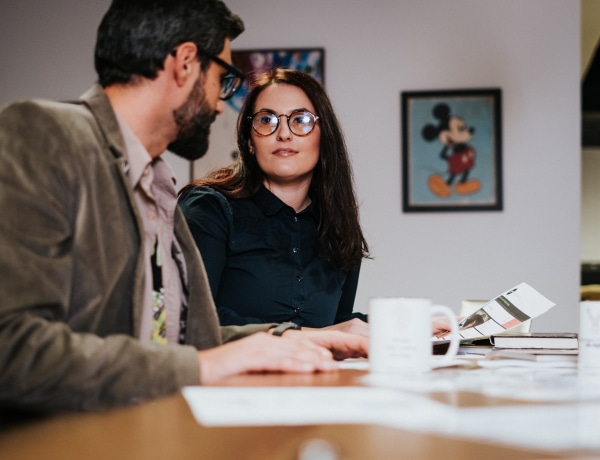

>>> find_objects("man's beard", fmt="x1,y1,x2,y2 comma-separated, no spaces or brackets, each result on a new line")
167,76,216,161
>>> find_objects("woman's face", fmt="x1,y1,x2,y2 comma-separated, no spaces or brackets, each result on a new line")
249,83,320,188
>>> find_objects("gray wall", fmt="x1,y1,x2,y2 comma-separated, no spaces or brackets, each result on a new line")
205,0,582,332
0,0,581,332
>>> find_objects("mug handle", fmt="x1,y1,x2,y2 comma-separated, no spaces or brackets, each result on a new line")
430,305,460,365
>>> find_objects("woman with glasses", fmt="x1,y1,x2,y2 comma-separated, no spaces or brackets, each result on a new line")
178,69,370,335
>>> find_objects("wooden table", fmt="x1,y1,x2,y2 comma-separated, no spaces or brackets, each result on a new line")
0,369,593,459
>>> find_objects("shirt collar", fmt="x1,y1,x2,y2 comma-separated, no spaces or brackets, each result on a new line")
255,185,318,218
114,112,176,189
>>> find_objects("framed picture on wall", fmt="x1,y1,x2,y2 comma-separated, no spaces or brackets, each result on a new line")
227,48,325,113
401,88,503,212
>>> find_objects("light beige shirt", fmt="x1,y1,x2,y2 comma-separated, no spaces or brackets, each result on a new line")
116,114,184,344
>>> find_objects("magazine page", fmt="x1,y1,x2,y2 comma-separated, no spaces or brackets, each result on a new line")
436,282,556,342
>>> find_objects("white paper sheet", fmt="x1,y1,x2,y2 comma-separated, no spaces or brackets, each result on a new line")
182,370,600,452
181,386,452,429
337,359,369,370
450,403,600,451
362,366,600,402
339,357,474,371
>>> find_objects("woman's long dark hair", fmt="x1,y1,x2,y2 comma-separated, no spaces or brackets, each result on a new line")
180,68,369,271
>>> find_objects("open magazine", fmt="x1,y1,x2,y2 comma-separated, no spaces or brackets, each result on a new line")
435,282,556,344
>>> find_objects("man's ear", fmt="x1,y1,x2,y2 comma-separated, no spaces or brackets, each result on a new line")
170,42,198,86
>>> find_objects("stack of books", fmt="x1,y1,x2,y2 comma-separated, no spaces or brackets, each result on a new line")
483,332,578,367
491,332,578,350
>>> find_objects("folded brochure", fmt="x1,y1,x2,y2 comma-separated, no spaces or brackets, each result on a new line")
435,282,556,344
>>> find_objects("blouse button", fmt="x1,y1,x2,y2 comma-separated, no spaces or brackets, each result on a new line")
292,248,299,254
296,275,302,282
293,216,298,223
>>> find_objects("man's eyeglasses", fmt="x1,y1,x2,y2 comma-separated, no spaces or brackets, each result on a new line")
208,55,245,101
169,49,245,101
248,110,319,137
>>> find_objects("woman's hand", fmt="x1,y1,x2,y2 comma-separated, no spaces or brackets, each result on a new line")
302,318,369,337
432,315,462,337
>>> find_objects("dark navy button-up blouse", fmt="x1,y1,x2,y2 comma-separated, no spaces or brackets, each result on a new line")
179,185,364,327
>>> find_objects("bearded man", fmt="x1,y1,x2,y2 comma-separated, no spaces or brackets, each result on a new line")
0,0,367,415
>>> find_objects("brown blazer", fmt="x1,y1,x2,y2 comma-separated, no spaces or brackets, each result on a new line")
0,85,270,412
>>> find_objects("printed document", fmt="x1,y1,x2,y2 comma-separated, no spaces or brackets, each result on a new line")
436,282,555,343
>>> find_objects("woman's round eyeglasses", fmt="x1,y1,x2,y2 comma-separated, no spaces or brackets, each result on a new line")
248,110,319,137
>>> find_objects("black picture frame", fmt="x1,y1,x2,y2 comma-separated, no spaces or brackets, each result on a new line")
225,47,325,113
401,88,503,212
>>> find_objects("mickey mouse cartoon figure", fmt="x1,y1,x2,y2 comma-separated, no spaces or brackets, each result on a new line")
422,103,480,198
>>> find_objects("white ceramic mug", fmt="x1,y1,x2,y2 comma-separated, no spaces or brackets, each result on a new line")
369,297,460,374
579,301,600,378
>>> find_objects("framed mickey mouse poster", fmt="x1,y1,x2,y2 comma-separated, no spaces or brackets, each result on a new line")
401,88,502,212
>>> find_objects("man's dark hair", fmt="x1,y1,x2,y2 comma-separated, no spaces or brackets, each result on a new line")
95,0,244,87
